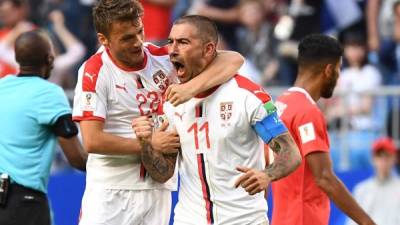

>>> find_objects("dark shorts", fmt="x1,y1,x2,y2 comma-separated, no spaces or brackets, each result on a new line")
0,182,50,225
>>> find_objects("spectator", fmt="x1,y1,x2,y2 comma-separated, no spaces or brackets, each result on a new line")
346,137,400,225
0,30,86,225
190,0,240,50
140,0,176,45
237,0,279,86
393,0,400,82
275,0,323,86
366,0,397,84
0,0,35,77
325,33,382,131
47,10,86,89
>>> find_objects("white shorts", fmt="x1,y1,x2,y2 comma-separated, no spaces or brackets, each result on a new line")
79,187,171,225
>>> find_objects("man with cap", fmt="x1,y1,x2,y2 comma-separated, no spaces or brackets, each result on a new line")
347,137,400,225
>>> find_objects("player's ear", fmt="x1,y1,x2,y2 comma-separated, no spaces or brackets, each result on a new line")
97,33,109,48
204,42,216,57
324,63,334,79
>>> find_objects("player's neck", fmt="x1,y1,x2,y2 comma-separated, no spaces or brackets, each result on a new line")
293,76,321,102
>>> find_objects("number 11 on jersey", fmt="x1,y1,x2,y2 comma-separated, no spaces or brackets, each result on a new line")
187,121,211,151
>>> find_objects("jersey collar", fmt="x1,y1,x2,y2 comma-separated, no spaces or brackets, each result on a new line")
288,87,316,105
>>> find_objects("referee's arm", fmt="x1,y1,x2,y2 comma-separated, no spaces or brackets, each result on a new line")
52,114,87,171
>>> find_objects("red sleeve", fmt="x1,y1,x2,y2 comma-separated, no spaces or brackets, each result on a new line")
294,107,330,157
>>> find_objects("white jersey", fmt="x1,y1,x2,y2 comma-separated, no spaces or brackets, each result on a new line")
73,43,178,190
163,75,276,225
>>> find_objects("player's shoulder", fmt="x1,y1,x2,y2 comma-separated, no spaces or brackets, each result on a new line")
278,89,323,122
78,51,106,91
80,51,105,77
231,74,272,103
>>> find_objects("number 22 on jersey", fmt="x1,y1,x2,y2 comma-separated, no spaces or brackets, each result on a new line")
136,91,159,116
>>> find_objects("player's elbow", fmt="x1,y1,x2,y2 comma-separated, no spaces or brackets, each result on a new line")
83,138,98,154
314,169,336,192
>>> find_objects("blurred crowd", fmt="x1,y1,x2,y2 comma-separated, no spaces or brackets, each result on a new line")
0,0,399,170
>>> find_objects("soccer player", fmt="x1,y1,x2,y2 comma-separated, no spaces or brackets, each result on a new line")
271,34,376,225
73,1,244,225
132,15,302,225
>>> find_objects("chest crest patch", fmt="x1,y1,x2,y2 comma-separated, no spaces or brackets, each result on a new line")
220,102,233,121
152,70,170,91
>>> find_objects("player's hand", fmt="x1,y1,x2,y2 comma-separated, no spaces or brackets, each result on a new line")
132,116,153,143
151,121,181,154
165,83,195,107
234,166,271,195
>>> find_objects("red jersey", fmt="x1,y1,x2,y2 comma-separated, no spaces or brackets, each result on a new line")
272,87,330,225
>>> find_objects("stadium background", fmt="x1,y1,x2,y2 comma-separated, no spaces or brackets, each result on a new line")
1,0,399,225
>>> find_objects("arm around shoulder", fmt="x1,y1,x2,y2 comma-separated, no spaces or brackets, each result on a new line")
166,51,244,106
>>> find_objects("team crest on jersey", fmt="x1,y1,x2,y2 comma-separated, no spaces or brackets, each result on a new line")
220,102,233,121
152,70,170,91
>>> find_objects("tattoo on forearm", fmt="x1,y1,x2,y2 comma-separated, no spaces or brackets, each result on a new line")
265,133,300,181
141,142,178,183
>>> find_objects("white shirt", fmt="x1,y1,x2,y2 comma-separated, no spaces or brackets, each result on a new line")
164,75,276,225
72,43,178,190
337,64,382,130
346,176,400,225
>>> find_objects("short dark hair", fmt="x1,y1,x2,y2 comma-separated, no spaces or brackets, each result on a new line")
15,30,51,67
92,0,143,37
298,34,343,70
173,15,218,45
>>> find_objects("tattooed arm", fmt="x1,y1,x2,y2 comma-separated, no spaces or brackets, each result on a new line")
141,141,178,183
132,116,180,183
235,131,301,195
264,132,301,181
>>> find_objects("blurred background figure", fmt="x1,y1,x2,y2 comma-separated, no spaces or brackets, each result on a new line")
366,0,398,85
237,0,279,86
325,33,382,132
190,0,240,50
346,137,400,225
0,0,35,78
140,0,176,45
46,10,86,89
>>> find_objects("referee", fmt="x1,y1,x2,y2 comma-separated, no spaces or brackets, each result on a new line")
0,30,86,225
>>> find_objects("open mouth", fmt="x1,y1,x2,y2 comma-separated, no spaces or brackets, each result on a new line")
172,61,185,77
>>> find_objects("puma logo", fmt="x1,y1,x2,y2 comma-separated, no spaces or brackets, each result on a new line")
115,83,128,93
174,112,185,121
84,72,95,82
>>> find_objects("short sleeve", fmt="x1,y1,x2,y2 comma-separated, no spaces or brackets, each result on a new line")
72,53,107,121
36,85,71,125
294,107,329,156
